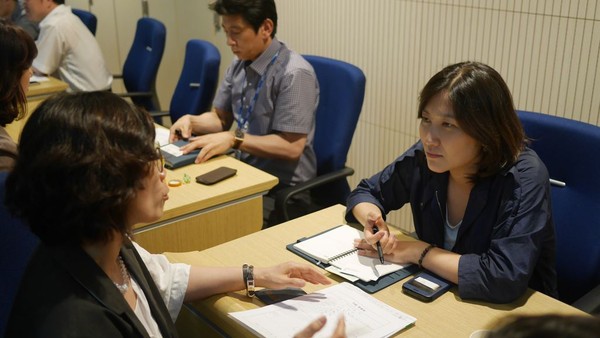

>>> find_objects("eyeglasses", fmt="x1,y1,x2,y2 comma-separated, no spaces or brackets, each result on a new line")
155,144,165,174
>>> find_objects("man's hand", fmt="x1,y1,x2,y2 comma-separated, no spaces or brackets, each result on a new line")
179,131,235,163
169,115,194,142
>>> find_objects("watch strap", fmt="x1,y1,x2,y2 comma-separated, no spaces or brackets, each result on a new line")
233,128,244,150
243,263,255,297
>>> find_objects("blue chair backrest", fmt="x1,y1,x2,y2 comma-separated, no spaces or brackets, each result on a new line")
517,110,600,304
304,55,365,175
169,39,221,123
0,171,39,336
71,8,97,36
122,17,166,111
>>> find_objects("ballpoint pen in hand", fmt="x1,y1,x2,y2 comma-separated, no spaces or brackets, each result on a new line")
372,226,385,264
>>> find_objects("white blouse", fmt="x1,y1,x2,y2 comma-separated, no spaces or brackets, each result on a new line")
130,242,191,337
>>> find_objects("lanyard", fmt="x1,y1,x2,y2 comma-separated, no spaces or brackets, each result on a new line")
236,50,280,131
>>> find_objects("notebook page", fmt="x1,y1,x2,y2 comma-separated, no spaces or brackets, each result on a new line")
292,225,362,263
329,251,407,282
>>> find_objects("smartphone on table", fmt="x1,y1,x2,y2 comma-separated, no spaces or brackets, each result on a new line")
195,166,237,185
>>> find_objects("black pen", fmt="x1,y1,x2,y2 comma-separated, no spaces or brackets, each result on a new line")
175,130,188,141
372,226,385,264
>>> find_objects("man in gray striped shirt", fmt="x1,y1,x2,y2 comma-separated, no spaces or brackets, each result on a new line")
170,0,319,227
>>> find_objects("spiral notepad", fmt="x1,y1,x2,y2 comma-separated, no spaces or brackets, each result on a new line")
292,225,405,282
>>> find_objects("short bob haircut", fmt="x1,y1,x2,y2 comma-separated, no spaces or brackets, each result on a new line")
0,20,37,127
418,61,525,181
209,0,278,38
5,91,159,246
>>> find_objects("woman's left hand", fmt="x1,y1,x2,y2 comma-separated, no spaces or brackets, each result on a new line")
255,261,331,289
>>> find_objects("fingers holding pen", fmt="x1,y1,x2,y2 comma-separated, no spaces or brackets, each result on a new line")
365,212,399,253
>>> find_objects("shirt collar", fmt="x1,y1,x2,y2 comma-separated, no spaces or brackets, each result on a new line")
39,4,69,27
247,38,282,76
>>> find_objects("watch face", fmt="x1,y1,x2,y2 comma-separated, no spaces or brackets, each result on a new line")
235,128,244,138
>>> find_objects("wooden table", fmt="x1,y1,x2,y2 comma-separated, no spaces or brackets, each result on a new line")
5,77,68,142
133,155,278,254
166,204,585,338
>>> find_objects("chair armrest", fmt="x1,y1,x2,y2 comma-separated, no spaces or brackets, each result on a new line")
275,167,354,221
571,283,600,314
149,110,170,118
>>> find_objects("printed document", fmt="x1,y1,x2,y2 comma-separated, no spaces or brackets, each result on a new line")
229,282,416,338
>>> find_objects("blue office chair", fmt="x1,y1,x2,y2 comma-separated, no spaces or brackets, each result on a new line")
114,17,166,113
518,110,600,313
72,8,97,36
0,172,39,336
151,39,221,125
275,55,366,221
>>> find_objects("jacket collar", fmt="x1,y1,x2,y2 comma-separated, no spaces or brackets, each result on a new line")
46,243,176,338
420,170,492,244
121,241,178,337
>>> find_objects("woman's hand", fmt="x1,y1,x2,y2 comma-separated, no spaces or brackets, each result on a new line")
354,238,429,265
294,316,346,338
254,261,331,289
363,211,399,254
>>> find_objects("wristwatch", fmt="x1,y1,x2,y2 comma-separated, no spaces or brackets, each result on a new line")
233,128,244,149
243,263,255,297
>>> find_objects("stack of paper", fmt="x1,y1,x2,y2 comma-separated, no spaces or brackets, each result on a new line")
229,282,416,338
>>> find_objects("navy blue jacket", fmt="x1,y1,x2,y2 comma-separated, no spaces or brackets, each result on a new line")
346,141,558,303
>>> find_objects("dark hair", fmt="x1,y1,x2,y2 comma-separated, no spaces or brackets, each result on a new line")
209,0,278,38
5,91,159,246
487,314,600,338
418,61,525,181
0,20,37,127
53,0,65,4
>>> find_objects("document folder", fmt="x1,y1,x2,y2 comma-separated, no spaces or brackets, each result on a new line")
287,224,419,293
160,140,200,170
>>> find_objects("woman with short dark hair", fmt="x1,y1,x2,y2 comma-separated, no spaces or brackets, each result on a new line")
347,61,557,303
0,20,37,170
5,91,332,337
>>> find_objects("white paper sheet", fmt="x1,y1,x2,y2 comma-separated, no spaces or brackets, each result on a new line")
229,282,416,338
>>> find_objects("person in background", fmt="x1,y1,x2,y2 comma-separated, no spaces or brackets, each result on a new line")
346,61,557,303
486,314,600,338
0,0,39,39
24,0,111,92
3,91,341,337
169,0,319,227
0,20,36,171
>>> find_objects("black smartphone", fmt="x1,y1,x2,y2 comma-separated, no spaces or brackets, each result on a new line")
402,271,452,302
195,166,237,185
255,288,307,305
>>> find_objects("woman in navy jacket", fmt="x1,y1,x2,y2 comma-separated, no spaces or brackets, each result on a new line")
346,61,558,303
